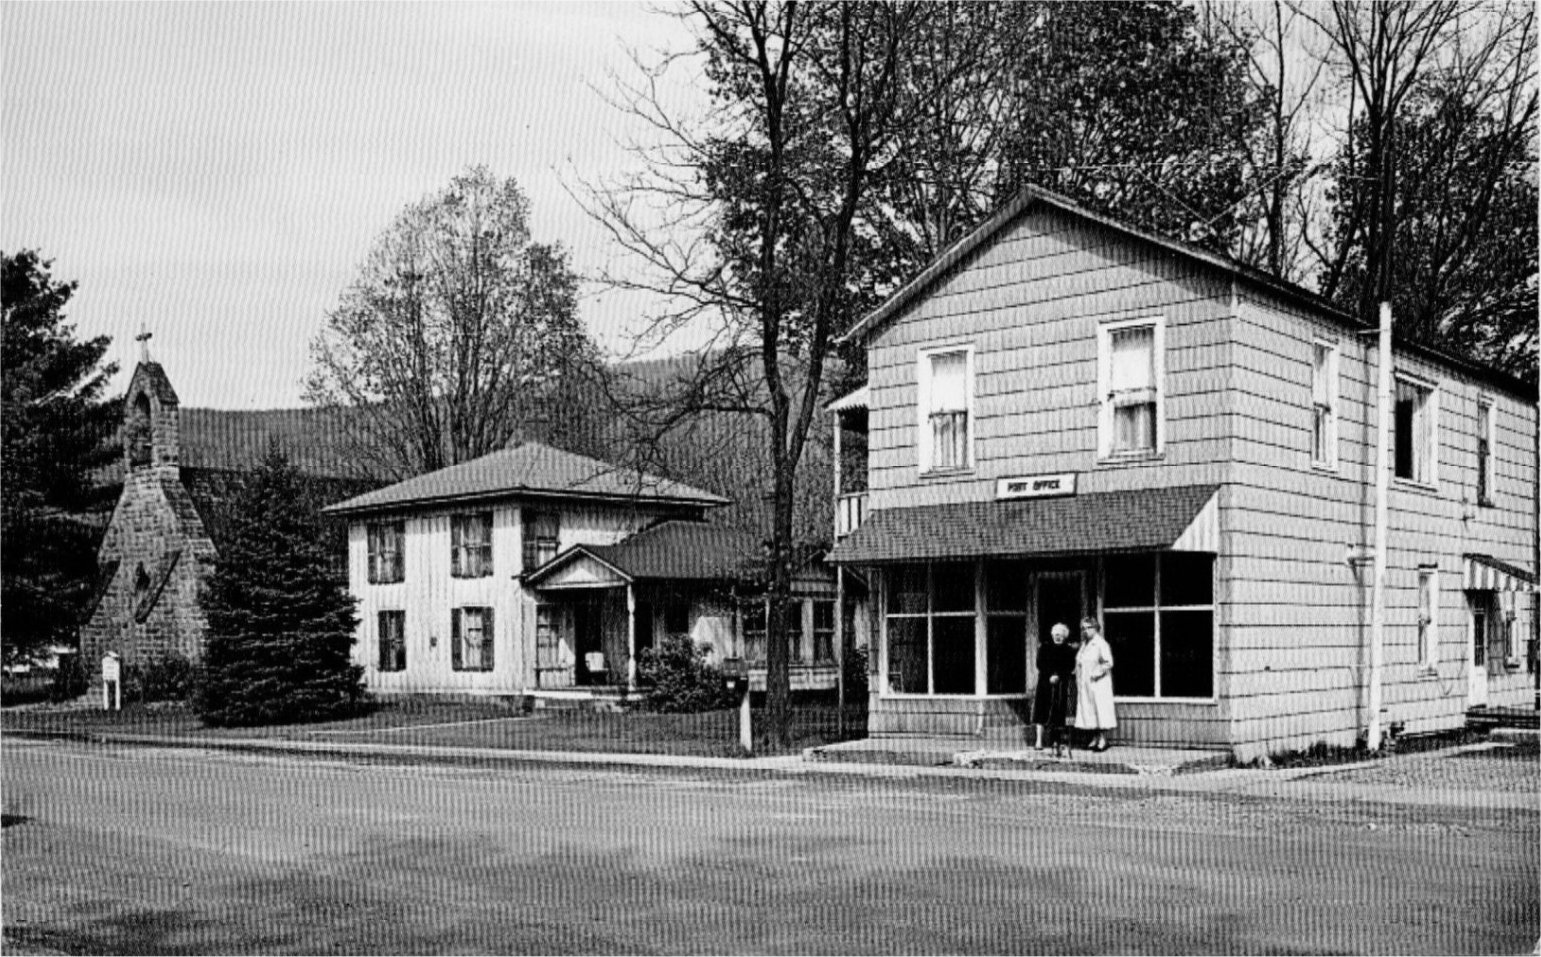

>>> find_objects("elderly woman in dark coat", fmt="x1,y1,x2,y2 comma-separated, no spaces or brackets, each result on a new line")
1032,622,1077,751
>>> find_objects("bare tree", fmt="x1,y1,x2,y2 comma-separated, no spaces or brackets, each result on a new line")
307,167,591,481
584,2,975,742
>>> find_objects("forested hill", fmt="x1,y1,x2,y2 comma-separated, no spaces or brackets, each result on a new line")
91,355,839,547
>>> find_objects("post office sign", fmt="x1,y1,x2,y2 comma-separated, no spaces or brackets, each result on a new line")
996,472,1077,500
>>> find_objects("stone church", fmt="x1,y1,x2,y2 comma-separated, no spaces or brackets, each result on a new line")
77,355,372,674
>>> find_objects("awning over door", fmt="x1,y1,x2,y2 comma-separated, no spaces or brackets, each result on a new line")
1463,554,1536,592
826,484,1219,564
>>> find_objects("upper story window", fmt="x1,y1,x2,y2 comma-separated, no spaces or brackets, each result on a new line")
1476,397,1495,506
1311,340,1338,468
522,511,560,572
1099,317,1165,458
1394,375,1438,486
451,512,494,578
917,346,973,473
367,521,405,584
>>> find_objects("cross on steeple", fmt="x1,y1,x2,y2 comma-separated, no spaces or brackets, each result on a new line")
135,326,152,363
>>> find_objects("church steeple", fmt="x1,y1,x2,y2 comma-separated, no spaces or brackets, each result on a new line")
123,344,181,474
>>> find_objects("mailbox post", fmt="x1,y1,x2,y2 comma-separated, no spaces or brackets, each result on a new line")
723,659,751,754
101,652,121,711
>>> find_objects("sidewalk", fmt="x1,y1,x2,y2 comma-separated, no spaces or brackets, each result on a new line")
7,726,1533,811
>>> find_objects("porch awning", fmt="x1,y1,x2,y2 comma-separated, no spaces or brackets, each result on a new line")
1463,554,1536,592
826,484,1219,565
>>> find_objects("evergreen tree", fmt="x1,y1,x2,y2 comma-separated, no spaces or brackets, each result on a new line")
1,250,120,664
196,444,365,726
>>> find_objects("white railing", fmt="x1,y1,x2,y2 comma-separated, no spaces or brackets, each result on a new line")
836,492,868,539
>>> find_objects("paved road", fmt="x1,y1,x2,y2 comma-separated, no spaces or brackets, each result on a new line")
2,739,1535,955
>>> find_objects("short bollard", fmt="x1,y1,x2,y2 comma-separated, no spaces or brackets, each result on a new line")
100,652,121,711
724,672,751,754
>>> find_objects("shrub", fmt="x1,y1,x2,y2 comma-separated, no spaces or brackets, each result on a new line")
637,635,738,713
843,645,869,704
48,653,89,702
123,654,196,704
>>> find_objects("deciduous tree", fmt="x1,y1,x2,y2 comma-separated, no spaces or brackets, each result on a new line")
308,167,593,481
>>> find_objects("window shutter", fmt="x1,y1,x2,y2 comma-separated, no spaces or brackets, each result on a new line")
451,518,463,577
484,607,495,671
378,611,389,670
451,608,462,670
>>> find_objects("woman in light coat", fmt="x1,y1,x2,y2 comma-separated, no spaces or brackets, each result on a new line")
1074,616,1116,751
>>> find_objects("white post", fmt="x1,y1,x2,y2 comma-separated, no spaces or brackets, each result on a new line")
626,584,637,692
1368,302,1393,751
833,409,844,538
740,686,753,752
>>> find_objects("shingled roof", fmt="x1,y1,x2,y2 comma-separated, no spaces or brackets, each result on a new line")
324,441,729,516
585,521,761,582
827,485,1220,564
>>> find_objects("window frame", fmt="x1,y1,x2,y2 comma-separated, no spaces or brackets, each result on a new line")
1310,338,1339,470
451,511,495,579
451,605,496,672
812,599,836,664
1476,396,1495,507
1416,565,1439,672
1392,373,1440,489
916,343,976,475
1097,315,1166,460
367,520,406,585
881,563,980,698
377,610,406,672
1103,553,1217,703
522,510,561,572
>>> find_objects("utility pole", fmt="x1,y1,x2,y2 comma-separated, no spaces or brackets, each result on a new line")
1367,302,1393,751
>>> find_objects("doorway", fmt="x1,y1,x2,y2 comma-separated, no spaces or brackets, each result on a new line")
1468,594,1497,708
574,599,605,686
1035,572,1086,648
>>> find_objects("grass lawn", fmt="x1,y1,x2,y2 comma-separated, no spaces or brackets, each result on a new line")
1,695,866,758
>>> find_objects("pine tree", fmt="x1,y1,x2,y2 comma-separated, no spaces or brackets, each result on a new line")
196,443,366,726
1,250,120,665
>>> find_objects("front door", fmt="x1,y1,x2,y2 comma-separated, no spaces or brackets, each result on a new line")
1035,572,1086,649
1468,595,1494,707
574,599,605,686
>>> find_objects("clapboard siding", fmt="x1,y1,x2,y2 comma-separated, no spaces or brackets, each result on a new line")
352,502,657,695
1221,289,1536,750
849,195,1536,758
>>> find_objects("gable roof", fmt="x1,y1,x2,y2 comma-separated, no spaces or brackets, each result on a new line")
524,521,759,585
839,184,1533,398
125,361,180,407
324,442,729,517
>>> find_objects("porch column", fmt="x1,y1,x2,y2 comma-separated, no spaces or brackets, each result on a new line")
626,584,637,691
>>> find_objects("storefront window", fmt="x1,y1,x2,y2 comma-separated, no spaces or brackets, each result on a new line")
985,560,1028,694
1103,552,1213,698
884,563,977,695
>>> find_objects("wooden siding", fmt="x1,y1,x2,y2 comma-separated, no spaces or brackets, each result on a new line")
349,502,658,695
856,201,1537,759
1224,291,1538,755
865,206,1236,512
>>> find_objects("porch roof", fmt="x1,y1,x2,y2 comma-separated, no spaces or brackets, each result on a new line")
1464,553,1536,592
826,485,1220,564
525,520,762,587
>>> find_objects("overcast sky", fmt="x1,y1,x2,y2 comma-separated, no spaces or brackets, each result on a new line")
2,2,701,409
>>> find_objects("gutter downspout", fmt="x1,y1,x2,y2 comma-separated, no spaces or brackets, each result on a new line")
1533,388,1539,712
1368,302,1393,751
834,409,845,738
